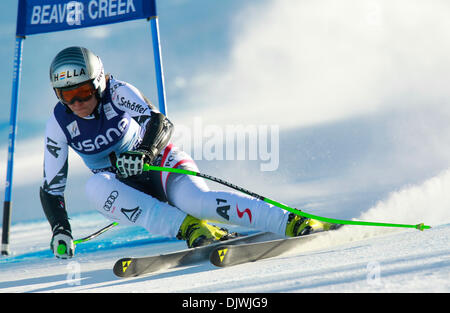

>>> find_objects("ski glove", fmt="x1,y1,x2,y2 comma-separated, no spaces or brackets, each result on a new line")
51,224,74,259
116,150,153,178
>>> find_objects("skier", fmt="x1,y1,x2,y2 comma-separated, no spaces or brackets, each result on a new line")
41,46,334,259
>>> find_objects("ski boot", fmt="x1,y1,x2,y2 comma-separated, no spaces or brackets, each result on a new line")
285,213,338,237
177,215,234,248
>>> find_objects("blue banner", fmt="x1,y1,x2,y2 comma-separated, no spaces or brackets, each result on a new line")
16,0,157,36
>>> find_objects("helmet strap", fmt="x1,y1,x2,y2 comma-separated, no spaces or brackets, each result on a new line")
64,104,73,114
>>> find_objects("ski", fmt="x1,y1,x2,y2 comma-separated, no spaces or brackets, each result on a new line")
210,227,343,268
113,232,278,278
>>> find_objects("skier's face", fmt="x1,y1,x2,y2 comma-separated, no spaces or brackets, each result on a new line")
55,81,98,117
68,95,98,117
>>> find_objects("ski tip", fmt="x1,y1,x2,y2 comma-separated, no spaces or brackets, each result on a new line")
113,258,134,278
209,245,232,267
416,223,431,231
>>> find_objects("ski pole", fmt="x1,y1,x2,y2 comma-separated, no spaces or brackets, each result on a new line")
73,222,119,245
57,222,119,255
143,164,431,231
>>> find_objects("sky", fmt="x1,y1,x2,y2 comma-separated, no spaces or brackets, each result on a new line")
1,0,450,226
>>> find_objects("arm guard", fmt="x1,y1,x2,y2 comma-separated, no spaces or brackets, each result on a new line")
40,187,71,232
137,111,174,162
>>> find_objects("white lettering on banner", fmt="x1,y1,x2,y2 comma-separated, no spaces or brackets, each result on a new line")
30,0,136,26
40,5,50,24
88,0,136,19
31,4,68,24
67,1,84,26
31,5,43,24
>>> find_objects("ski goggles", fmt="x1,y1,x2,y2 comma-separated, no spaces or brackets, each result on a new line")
55,81,96,105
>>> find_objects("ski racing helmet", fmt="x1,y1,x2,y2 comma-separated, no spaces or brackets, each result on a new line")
49,46,106,105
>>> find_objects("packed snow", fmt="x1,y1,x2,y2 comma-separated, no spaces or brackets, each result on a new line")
1,169,449,293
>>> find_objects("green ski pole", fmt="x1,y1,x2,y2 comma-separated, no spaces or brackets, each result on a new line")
73,222,119,245
57,222,119,255
143,164,431,231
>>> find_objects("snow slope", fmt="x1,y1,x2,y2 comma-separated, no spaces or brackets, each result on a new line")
0,212,448,293
1,148,450,294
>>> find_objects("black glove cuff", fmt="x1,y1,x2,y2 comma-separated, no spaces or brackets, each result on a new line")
52,223,73,238
40,187,71,232
134,148,156,164
138,111,173,161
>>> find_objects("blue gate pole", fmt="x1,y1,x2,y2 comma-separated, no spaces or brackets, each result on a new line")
150,17,168,116
2,36,24,256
